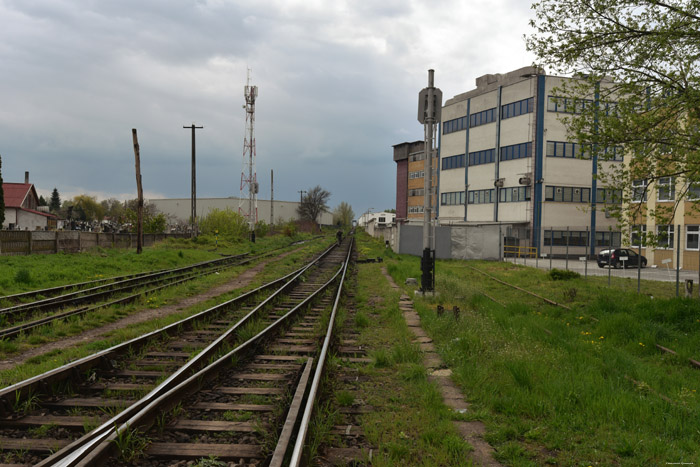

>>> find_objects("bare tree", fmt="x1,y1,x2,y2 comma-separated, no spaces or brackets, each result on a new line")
297,185,330,227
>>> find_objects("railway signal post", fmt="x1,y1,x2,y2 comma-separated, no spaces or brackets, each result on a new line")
418,69,442,292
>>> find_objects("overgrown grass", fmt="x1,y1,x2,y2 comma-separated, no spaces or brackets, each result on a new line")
371,233,700,465
0,236,333,388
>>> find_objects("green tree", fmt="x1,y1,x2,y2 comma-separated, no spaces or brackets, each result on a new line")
0,155,4,227
72,195,105,222
49,188,61,213
199,208,249,239
332,201,355,228
123,200,167,234
101,198,125,222
297,185,330,226
527,0,700,229
38,195,47,207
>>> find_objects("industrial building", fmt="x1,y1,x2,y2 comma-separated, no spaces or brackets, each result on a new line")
147,197,334,227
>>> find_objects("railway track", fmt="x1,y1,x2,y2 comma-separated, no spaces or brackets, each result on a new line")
0,242,310,340
0,236,353,466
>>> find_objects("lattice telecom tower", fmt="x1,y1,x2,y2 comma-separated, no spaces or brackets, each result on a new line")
239,69,258,231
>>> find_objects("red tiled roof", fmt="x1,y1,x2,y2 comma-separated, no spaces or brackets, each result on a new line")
2,183,32,208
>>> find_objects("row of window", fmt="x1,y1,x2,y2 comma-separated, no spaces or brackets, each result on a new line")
631,177,693,203
500,186,531,203
441,191,466,206
408,188,424,197
443,116,467,135
545,141,628,161
470,108,497,128
408,170,425,179
629,224,700,250
547,96,618,116
468,148,496,166
545,185,590,203
468,189,495,204
444,98,535,136
442,154,466,170
408,152,425,162
500,142,532,161
543,230,622,247
501,97,534,120
408,205,424,214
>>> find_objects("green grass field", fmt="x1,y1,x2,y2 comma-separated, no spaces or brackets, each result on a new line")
357,232,700,466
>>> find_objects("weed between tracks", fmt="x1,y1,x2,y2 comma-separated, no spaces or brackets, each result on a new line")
372,233,700,465
0,235,332,388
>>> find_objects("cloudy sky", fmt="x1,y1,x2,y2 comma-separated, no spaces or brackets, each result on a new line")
0,0,537,218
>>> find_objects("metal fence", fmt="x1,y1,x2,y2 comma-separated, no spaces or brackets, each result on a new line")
0,231,190,256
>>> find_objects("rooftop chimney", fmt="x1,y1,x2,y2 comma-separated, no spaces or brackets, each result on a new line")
25,171,29,184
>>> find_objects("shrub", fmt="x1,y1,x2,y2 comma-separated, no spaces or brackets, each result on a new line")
282,221,297,237
548,268,580,281
254,220,269,238
14,269,31,285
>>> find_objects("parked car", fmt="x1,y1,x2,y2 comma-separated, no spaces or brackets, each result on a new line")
597,248,647,268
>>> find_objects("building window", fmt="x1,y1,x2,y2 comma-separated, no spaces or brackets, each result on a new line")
501,97,534,120
498,186,531,203
656,224,674,249
596,231,622,247
547,96,593,114
544,185,591,203
632,179,647,202
467,189,495,204
469,108,497,128
408,152,425,162
657,176,676,202
443,116,467,135
543,230,593,246
631,224,647,247
408,206,424,214
408,170,425,180
596,188,622,204
686,225,699,250
441,154,466,170
500,142,532,161
468,148,496,166
687,182,700,200
408,188,424,197
440,191,466,206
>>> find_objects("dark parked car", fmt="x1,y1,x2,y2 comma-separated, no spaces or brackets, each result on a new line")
597,248,647,268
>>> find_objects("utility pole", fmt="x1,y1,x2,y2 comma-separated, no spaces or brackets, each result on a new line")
131,129,144,254
417,69,442,293
270,169,274,227
183,124,203,237
298,190,307,204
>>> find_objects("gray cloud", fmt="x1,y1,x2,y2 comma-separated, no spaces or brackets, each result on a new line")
0,0,536,215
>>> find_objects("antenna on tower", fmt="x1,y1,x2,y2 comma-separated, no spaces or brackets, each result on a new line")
239,68,259,241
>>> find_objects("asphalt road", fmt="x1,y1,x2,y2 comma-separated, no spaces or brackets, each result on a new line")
505,256,700,284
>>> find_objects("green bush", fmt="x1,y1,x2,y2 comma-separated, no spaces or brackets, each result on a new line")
547,268,580,281
199,208,248,240
14,269,32,285
282,221,297,237
254,220,269,238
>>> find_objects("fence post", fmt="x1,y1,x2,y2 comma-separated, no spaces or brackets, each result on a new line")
638,231,642,295
585,226,589,278
549,229,553,271
27,231,32,255
565,226,569,271
608,227,612,286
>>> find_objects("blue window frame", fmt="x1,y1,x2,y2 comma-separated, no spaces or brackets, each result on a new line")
467,189,495,204
501,97,534,120
498,186,531,203
442,116,467,135
500,142,532,161
544,185,591,203
469,108,497,128
468,148,496,166
440,191,466,205
441,154,466,170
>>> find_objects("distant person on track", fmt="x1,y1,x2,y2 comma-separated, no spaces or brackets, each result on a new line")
336,230,343,246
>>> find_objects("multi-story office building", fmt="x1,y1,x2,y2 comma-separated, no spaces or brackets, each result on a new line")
437,66,621,255
393,141,437,223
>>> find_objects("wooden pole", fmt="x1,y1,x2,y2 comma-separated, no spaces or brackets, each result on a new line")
132,129,144,254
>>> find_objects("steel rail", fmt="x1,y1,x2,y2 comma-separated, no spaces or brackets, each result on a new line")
0,241,335,409
289,236,354,466
0,253,248,318
465,264,572,310
0,252,257,339
36,242,342,466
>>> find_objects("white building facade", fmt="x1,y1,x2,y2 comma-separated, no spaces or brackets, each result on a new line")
437,66,621,256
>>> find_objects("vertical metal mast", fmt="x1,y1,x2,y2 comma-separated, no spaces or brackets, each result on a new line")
417,69,442,292
239,69,258,237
